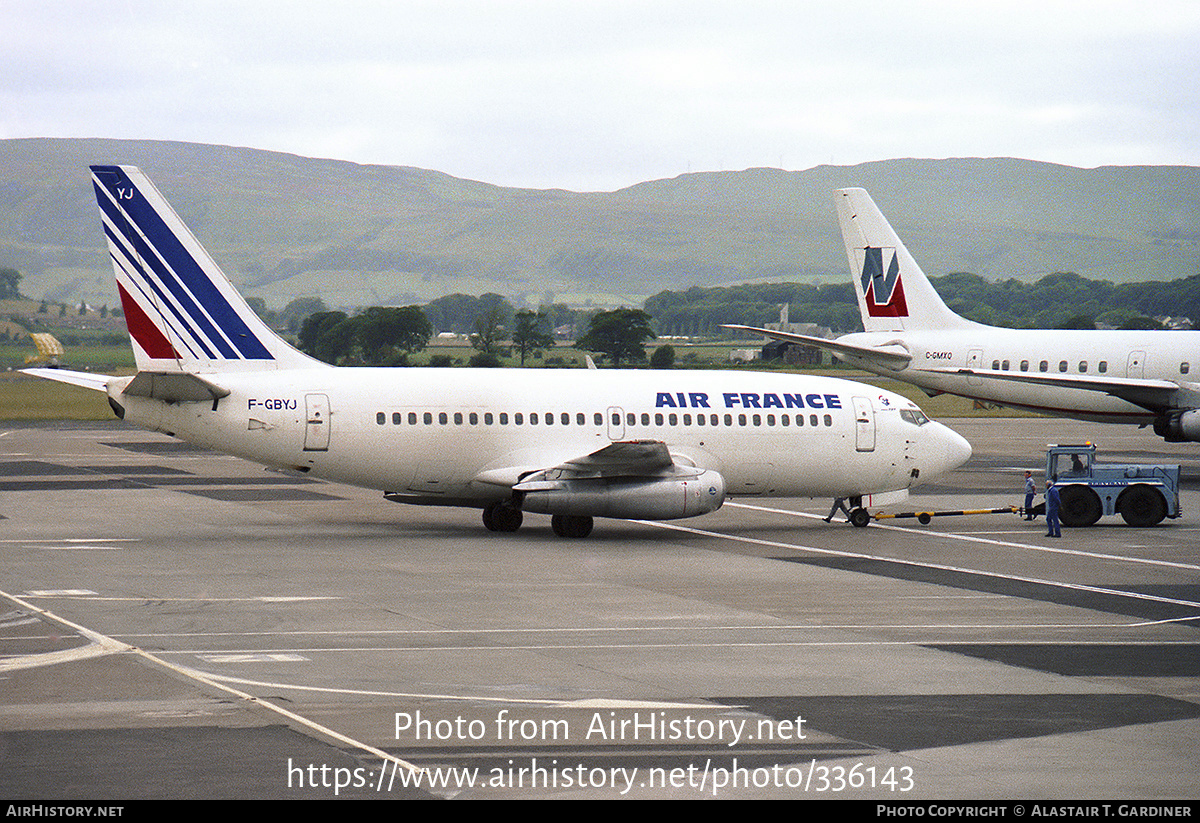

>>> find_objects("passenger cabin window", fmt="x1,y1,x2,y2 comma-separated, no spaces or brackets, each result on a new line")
1020,360,1029,372
376,412,385,425
1058,361,1068,373
1039,361,1049,372
1002,359,1010,370
1099,361,1108,373
1182,362,1190,375
991,359,1000,370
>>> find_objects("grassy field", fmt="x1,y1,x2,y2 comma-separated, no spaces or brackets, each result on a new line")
1,373,116,420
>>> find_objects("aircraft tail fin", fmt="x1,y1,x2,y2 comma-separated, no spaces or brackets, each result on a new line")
90,165,322,373
835,188,975,333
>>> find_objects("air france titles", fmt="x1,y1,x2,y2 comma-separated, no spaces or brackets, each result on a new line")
655,391,843,410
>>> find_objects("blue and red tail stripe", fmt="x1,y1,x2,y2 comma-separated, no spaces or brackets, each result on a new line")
91,166,274,362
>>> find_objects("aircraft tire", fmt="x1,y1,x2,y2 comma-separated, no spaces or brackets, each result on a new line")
551,514,594,538
484,501,523,532
482,503,500,531
1059,486,1102,527
849,507,871,528
1118,484,1166,527
495,502,523,532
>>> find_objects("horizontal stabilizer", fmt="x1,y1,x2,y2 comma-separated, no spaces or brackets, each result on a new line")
21,368,112,392
723,324,913,369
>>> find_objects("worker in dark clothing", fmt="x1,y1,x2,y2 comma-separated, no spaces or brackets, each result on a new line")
1045,478,1061,538
824,497,850,523
1023,470,1036,520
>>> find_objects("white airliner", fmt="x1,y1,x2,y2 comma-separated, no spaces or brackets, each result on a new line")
25,166,970,536
729,188,1200,443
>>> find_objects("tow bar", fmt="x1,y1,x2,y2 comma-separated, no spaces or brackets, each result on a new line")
872,505,1019,526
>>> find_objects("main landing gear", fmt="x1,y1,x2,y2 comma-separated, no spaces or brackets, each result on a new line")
482,500,523,532
551,514,594,539
482,501,594,538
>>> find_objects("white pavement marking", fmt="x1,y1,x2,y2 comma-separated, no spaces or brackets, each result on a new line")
728,501,1200,572
199,671,718,709
0,587,423,776
642,515,1200,617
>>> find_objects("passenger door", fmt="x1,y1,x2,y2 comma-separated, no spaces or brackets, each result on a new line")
852,396,876,452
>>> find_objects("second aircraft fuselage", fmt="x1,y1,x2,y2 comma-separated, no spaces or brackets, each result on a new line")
840,328,1200,422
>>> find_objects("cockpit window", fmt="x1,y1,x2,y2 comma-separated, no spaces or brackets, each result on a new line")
900,408,929,426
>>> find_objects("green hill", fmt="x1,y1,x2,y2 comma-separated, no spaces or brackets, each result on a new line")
1,138,1197,310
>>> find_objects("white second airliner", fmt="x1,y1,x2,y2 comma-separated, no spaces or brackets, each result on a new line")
730,188,1200,444
25,166,970,536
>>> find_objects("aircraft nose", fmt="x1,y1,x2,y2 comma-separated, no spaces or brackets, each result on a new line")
925,422,973,479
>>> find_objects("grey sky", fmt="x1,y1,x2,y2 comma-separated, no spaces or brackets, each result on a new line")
3,0,1199,191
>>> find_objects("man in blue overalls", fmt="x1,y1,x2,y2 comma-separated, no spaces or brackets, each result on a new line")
1045,477,1061,538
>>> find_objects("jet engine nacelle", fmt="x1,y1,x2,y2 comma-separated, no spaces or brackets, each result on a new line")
518,470,726,520
1154,409,1200,443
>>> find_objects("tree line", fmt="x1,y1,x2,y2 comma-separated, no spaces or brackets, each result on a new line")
645,272,1200,335
296,300,657,368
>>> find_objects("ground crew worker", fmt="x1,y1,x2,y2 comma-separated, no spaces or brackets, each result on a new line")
1045,477,1061,538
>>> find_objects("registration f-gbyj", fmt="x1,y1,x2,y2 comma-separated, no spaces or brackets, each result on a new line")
26,166,971,537
730,188,1200,444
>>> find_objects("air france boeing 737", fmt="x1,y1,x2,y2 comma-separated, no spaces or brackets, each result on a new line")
730,188,1200,444
25,166,970,536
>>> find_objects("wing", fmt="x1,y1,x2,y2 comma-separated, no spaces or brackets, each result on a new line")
723,324,912,370
920,367,1186,412
509,440,725,520
471,440,682,491
545,439,676,475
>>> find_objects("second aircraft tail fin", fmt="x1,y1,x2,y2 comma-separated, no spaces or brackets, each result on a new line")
835,188,975,333
90,165,323,373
